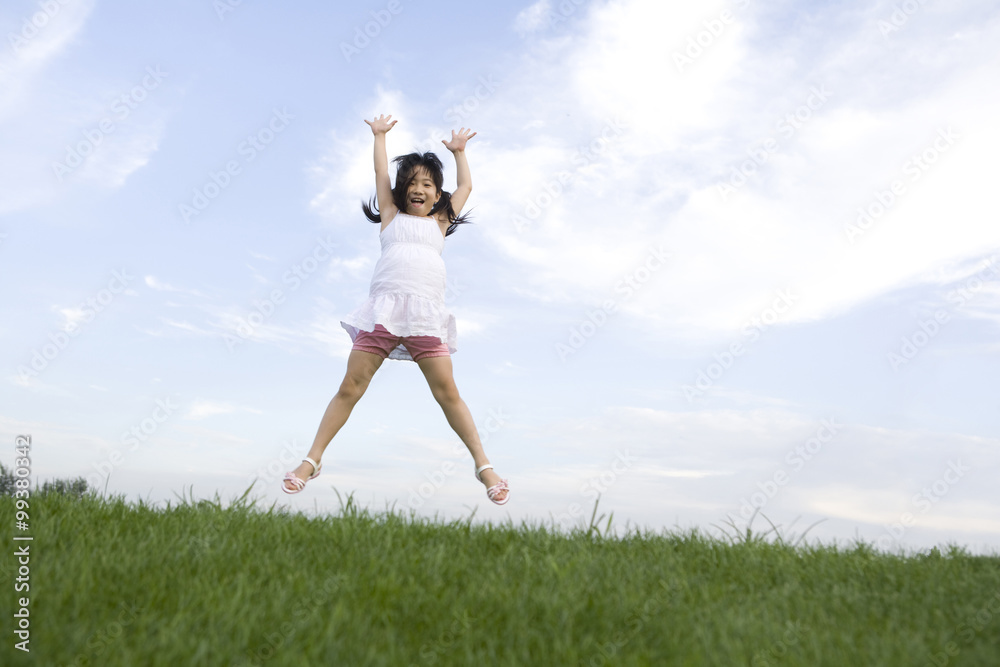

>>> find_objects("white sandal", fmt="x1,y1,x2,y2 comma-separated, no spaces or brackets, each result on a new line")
475,464,509,506
282,457,322,494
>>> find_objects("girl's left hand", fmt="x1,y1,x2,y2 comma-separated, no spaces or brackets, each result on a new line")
442,128,477,152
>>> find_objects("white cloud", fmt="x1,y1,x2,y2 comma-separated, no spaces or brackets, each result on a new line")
0,0,169,213
486,360,528,376
154,317,218,337
7,372,77,396
0,0,98,214
309,87,418,224
72,119,165,188
55,304,89,330
185,401,263,420
425,0,1000,345
144,276,206,297
327,254,372,281
506,404,1000,549
0,0,97,119
512,0,553,37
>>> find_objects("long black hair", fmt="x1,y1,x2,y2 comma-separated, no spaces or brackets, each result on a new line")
362,152,473,237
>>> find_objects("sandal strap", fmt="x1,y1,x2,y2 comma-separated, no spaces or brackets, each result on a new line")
486,479,509,505
486,479,509,499
303,457,320,476
283,472,306,491
475,463,494,481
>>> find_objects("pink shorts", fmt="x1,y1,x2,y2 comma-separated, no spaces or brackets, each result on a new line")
351,324,450,362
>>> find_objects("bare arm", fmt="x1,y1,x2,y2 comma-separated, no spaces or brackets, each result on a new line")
442,128,476,215
364,114,398,224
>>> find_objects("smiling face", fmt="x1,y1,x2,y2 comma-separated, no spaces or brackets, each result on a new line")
404,166,441,217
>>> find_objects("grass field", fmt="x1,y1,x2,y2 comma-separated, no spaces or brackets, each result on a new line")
2,487,999,666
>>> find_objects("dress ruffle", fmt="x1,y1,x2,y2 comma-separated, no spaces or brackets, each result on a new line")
341,292,457,361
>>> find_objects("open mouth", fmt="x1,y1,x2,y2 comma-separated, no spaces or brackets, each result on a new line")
409,196,425,208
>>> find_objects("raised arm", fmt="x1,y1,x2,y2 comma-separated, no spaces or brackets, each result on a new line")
364,114,398,224
442,128,476,215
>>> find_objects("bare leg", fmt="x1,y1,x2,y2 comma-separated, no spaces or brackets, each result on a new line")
283,349,384,491
416,354,508,501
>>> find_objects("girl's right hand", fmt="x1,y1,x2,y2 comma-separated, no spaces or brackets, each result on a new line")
364,114,397,135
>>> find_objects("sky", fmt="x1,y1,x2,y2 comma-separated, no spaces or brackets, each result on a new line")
2,0,999,554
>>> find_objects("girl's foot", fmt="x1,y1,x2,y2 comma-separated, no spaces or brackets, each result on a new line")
283,458,320,493
477,466,509,503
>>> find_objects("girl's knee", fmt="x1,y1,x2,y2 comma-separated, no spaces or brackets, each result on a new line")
433,384,461,406
337,377,369,402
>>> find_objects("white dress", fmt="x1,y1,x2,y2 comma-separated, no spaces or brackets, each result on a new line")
340,211,458,361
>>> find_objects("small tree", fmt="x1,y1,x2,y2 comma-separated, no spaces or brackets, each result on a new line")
40,476,91,497
0,462,92,498
0,462,15,496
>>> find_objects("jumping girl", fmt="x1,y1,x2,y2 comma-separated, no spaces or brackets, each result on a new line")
282,114,510,505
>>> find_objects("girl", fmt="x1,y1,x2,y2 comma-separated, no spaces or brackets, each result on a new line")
282,114,510,505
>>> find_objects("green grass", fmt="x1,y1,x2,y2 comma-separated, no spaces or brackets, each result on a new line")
2,488,999,666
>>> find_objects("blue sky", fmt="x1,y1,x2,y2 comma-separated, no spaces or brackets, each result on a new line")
2,0,999,553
